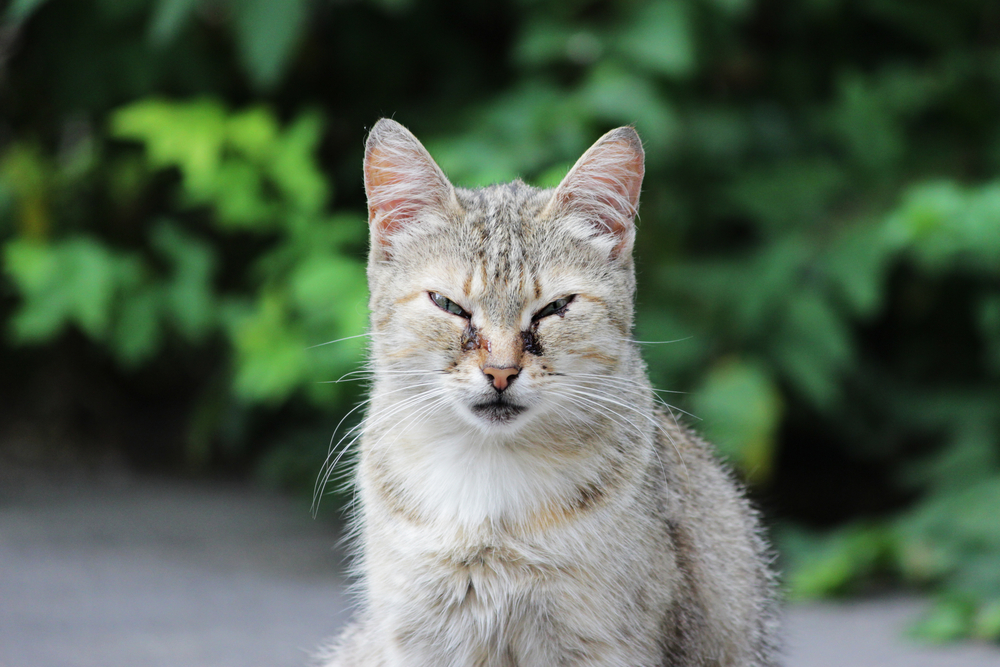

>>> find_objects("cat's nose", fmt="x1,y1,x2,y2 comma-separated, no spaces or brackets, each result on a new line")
482,365,519,391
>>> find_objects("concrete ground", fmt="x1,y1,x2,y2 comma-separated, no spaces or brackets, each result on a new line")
1,469,998,667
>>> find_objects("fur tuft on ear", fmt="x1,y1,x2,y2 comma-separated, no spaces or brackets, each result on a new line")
546,127,644,257
364,119,454,247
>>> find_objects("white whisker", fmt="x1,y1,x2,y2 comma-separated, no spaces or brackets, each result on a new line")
552,383,690,484
312,382,445,515
306,332,381,350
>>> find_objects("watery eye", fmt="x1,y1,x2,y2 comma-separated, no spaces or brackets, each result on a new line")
429,292,471,318
533,295,575,320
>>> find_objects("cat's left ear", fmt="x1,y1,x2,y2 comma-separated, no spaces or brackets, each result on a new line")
363,118,455,252
547,127,644,258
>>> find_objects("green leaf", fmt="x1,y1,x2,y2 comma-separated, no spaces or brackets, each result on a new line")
112,98,227,198
784,524,896,600
772,292,852,408
824,222,893,318
726,159,846,234
6,0,50,22
147,0,200,45
578,62,680,150
288,254,364,315
615,1,695,78
149,222,217,341
230,292,309,403
883,180,1000,273
267,111,327,214
911,598,976,643
211,160,273,227
689,358,783,482
972,600,1000,641
230,0,308,91
830,71,905,173
113,286,162,366
1,142,50,239
897,478,1000,602
4,237,143,342
514,22,601,68
227,106,280,162
900,419,999,494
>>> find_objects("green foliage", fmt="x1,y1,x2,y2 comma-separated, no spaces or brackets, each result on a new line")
107,99,367,404
689,358,782,483
5,0,51,23
782,476,1000,641
2,99,367,450
3,0,1000,641
5,236,144,343
147,0,309,90
111,99,327,224
782,523,898,600
2,224,213,366
230,0,309,91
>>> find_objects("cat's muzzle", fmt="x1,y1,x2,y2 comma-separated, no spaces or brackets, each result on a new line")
470,398,527,424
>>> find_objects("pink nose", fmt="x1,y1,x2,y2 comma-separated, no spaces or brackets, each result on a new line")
482,366,520,391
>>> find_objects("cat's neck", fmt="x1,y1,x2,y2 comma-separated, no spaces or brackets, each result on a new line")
359,397,653,533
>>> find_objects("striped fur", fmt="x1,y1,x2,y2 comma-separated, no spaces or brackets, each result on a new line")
315,119,780,667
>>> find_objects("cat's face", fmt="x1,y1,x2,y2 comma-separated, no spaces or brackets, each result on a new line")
363,120,644,436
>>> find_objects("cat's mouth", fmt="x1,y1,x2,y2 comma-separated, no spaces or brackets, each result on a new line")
470,398,527,424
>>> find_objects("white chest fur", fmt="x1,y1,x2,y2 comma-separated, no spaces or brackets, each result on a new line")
354,420,670,667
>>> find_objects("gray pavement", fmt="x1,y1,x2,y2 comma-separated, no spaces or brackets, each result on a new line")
1,469,998,667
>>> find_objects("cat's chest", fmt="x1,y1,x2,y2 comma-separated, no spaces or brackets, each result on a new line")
358,433,665,665
361,425,612,531
364,492,641,626
363,526,660,667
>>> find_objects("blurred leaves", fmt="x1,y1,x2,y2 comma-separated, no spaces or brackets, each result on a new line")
3,0,1000,640
690,358,782,483
147,0,199,44
111,99,327,224
3,99,366,437
230,0,308,91
111,99,365,403
616,1,694,78
0,144,51,239
3,222,217,367
4,236,142,342
783,477,1000,641
5,0,51,22
143,0,308,89
888,181,1000,273
782,523,897,601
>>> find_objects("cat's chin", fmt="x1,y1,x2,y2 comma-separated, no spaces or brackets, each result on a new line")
468,398,528,427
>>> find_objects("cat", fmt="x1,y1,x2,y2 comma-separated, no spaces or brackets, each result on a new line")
315,119,780,666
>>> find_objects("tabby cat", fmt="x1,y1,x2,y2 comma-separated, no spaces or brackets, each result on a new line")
316,119,779,666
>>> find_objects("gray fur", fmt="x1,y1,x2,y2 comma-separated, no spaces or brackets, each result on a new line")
316,119,780,666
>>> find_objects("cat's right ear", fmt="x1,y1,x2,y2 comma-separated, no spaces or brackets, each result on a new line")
364,119,455,253
546,126,644,259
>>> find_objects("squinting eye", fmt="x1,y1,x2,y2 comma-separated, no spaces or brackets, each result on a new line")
533,295,575,320
429,292,471,319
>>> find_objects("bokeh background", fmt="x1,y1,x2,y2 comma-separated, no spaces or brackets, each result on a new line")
2,0,1000,644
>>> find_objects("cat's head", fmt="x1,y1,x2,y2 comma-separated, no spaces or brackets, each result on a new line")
362,119,644,436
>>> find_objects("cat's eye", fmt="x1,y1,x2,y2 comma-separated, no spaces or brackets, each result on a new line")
533,295,575,321
429,292,471,319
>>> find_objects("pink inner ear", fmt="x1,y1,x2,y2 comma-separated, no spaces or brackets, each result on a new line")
364,153,419,239
585,150,644,236
363,120,453,245
364,151,420,241
553,132,645,251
